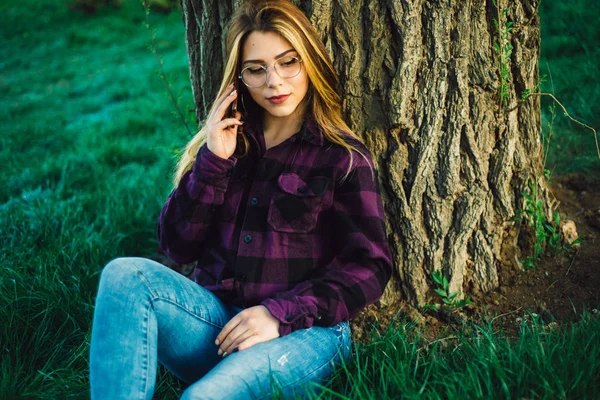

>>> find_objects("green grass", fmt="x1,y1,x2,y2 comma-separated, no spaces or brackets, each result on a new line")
0,0,598,398
539,1,600,173
320,313,600,399
0,0,192,397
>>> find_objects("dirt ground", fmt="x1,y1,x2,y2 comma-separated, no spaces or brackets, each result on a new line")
353,172,600,341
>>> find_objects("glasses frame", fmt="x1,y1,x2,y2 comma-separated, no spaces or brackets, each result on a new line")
238,55,304,88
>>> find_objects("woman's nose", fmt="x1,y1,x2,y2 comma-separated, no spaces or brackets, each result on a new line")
266,64,283,87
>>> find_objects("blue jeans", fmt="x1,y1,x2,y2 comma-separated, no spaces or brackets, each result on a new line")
89,257,352,399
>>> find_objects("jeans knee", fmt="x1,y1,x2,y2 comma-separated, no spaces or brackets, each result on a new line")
99,257,149,291
102,256,135,277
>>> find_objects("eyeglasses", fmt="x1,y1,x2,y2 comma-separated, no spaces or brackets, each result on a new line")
239,56,303,88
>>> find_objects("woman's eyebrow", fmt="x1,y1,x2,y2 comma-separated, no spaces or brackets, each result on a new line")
242,49,296,65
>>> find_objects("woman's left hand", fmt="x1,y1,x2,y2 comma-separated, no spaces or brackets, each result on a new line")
215,305,280,356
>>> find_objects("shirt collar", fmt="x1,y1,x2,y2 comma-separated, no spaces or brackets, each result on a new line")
301,117,325,146
245,115,325,147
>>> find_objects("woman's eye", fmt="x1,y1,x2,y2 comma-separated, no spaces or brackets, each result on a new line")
280,59,297,67
247,68,264,74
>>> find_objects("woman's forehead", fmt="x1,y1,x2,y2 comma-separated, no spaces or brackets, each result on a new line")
241,31,297,63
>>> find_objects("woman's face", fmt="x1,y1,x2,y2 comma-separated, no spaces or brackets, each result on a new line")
240,30,309,120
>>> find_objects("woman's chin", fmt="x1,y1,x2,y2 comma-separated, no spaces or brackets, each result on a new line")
263,105,299,119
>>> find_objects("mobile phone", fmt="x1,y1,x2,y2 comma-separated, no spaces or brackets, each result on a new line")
227,79,239,119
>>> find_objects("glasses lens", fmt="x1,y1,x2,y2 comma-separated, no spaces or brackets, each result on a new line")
240,56,302,87
241,66,266,87
275,56,301,78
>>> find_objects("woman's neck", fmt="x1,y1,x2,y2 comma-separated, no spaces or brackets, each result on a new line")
261,106,307,150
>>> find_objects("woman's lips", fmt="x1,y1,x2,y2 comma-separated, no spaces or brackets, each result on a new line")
267,94,290,104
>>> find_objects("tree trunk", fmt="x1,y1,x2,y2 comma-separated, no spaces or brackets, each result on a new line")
180,0,546,308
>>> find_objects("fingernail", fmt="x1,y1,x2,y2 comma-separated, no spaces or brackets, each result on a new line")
230,90,237,96
215,339,219,345
217,349,222,356
239,120,244,124
222,352,228,357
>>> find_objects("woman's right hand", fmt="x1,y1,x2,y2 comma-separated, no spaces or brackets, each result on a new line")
205,83,243,160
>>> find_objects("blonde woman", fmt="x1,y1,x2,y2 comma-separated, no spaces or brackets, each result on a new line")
89,0,392,398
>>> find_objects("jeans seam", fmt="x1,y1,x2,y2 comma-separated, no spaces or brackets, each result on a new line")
136,269,226,329
151,297,226,330
136,270,159,298
139,301,151,400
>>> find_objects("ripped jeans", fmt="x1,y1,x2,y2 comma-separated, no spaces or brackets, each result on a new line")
89,257,352,400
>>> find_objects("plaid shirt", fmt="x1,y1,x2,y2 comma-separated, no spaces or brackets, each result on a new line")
158,117,392,336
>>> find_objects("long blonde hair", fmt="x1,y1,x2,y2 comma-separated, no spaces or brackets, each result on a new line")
174,0,369,185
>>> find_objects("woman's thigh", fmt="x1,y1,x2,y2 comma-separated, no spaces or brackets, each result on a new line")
102,257,240,383
181,321,352,400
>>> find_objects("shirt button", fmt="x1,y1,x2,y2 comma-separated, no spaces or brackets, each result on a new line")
239,274,248,282
250,197,259,206
285,314,294,322
243,234,253,243
226,169,233,177
297,185,307,193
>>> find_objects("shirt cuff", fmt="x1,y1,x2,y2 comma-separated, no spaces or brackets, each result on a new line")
261,297,321,337
192,144,237,191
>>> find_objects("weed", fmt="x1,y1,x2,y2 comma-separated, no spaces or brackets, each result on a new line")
514,181,582,269
519,181,550,268
423,271,474,312
521,74,546,103
517,69,596,269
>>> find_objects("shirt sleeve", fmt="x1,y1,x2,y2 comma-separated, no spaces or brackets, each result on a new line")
261,152,393,336
157,144,237,264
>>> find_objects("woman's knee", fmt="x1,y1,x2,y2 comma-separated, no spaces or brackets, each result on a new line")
101,257,135,279
98,257,155,291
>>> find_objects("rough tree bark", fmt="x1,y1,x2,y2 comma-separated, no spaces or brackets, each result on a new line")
180,0,547,308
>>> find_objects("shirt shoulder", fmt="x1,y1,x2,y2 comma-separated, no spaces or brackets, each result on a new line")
323,131,374,175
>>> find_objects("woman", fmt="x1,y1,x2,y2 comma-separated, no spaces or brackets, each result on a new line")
89,0,392,398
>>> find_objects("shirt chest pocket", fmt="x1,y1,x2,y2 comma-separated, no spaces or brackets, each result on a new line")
267,173,330,234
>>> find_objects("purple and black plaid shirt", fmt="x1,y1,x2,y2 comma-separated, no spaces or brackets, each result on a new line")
158,117,392,336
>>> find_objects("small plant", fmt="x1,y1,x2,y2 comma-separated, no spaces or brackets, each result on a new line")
514,180,583,269
519,181,549,268
521,75,546,103
492,0,514,107
423,271,474,312
517,68,594,268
